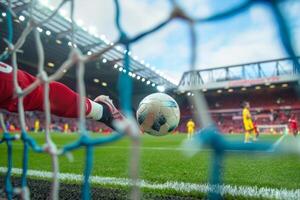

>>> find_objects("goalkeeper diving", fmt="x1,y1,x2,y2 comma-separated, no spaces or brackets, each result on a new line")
0,62,125,130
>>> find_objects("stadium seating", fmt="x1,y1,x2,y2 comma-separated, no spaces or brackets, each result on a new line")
0,111,110,134
179,86,300,133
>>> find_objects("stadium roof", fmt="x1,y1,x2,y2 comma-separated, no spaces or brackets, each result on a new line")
178,56,300,92
0,1,176,103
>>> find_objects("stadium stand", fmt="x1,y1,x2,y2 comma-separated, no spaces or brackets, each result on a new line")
176,55,300,134
0,111,110,134
178,84,300,133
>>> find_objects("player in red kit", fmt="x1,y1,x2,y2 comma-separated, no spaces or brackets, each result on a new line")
0,62,124,129
288,114,298,137
253,121,259,138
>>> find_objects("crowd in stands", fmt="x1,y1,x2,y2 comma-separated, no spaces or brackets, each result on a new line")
0,110,111,134
178,87,300,133
179,107,299,133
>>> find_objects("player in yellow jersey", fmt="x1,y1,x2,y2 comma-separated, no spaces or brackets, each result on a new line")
186,119,195,139
242,101,257,143
34,119,40,133
63,123,69,133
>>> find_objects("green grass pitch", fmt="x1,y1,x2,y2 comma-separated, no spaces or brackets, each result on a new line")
0,132,300,199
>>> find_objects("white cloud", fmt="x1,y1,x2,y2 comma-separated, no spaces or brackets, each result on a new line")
130,21,191,84
197,24,286,68
249,4,274,26
177,0,212,19
119,0,170,37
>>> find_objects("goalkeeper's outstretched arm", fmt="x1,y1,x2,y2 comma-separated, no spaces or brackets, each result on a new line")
0,62,123,128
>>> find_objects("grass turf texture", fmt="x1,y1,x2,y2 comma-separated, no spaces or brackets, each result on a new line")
0,132,299,199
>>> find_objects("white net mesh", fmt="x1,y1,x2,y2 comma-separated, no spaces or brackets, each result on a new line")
0,0,299,200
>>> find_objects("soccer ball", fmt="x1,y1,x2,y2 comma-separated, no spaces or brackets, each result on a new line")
136,93,180,136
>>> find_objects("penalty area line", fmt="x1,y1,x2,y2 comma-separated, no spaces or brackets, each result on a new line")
0,167,299,200
273,135,286,147
269,134,287,152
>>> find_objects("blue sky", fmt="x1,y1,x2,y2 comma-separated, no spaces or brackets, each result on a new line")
45,0,300,84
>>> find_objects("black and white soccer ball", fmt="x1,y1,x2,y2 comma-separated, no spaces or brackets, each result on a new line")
136,93,180,136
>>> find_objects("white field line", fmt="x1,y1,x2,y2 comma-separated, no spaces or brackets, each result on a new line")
0,167,299,200
268,135,287,152
2,143,281,153
272,135,286,148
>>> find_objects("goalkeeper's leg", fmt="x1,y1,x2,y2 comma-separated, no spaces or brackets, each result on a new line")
0,66,124,129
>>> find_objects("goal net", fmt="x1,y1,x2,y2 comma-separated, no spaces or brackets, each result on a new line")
0,0,299,200
257,124,289,135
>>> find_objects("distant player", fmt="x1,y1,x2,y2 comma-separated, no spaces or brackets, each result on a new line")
0,62,124,130
242,101,257,143
9,123,16,132
63,123,69,133
34,119,40,133
253,121,259,138
288,114,298,137
186,119,195,139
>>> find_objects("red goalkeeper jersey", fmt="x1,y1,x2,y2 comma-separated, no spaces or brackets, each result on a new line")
0,62,91,117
